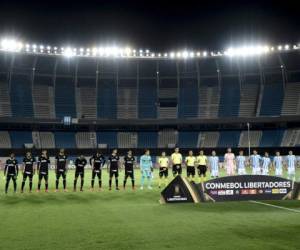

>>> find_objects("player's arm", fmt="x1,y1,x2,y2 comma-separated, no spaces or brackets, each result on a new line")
139,157,143,172
4,161,8,176
16,163,19,176
107,159,110,173
101,156,106,167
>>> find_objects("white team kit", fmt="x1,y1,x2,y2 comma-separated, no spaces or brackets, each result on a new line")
236,155,246,175
286,155,297,176
273,156,283,176
250,154,261,175
261,157,271,175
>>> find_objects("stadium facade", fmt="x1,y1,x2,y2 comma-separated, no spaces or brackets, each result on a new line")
0,45,300,156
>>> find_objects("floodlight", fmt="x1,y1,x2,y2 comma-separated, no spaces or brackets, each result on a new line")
63,47,74,57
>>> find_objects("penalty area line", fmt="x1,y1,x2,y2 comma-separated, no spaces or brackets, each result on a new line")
249,200,300,213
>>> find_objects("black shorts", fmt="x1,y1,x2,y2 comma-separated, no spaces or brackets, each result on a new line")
23,172,33,180
172,164,182,175
159,167,168,178
39,173,48,181
109,169,119,178
6,174,17,182
187,166,195,177
124,170,134,180
75,171,84,178
197,165,207,176
92,170,102,179
56,170,66,179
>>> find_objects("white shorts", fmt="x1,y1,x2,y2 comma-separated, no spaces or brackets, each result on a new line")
252,167,261,175
275,168,283,176
211,169,219,177
288,167,295,175
238,168,246,175
262,168,269,175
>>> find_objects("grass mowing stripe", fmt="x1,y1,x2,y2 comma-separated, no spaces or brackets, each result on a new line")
249,200,300,213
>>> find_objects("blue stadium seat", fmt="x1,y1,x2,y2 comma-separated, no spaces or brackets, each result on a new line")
54,132,76,148
259,130,284,147
138,79,157,118
97,131,117,149
10,74,34,117
55,77,77,118
218,77,240,117
218,131,240,147
260,83,284,116
177,131,199,148
97,79,117,119
10,131,33,148
137,132,158,148
178,79,198,118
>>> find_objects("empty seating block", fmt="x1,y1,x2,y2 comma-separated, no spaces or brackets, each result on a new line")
178,79,198,118
177,131,199,148
10,131,33,148
97,131,117,149
97,79,117,119
158,130,178,148
281,82,300,116
0,131,11,148
10,74,34,117
118,132,138,148
218,131,240,147
239,82,259,117
281,129,300,147
39,132,55,149
138,79,157,118
198,132,219,148
259,130,284,147
117,80,137,119
137,132,158,148
198,80,220,118
55,77,77,118
260,83,284,116
218,77,240,117
76,132,97,148
76,87,96,119
54,132,76,148
0,80,12,117
238,130,262,147
33,76,55,118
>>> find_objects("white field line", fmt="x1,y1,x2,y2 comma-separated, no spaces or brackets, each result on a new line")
249,200,300,213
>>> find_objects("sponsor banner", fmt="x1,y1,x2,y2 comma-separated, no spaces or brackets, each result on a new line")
201,175,294,202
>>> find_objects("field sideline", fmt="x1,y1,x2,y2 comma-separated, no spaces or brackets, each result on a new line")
0,168,300,250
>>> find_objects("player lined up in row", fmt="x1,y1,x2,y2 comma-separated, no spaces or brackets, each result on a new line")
2,148,298,193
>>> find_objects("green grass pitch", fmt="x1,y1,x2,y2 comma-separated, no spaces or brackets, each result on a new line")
0,168,300,250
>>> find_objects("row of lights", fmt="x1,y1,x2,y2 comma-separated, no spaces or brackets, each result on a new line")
1,38,299,59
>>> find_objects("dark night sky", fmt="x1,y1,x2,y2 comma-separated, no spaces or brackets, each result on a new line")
0,0,299,51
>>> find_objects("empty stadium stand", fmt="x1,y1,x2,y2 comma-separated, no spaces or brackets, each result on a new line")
259,82,284,116
158,129,178,148
198,132,220,148
281,82,300,116
0,80,12,117
218,131,240,147
238,130,262,148
198,78,220,118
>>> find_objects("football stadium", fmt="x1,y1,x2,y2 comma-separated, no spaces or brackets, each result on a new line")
0,1,300,250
